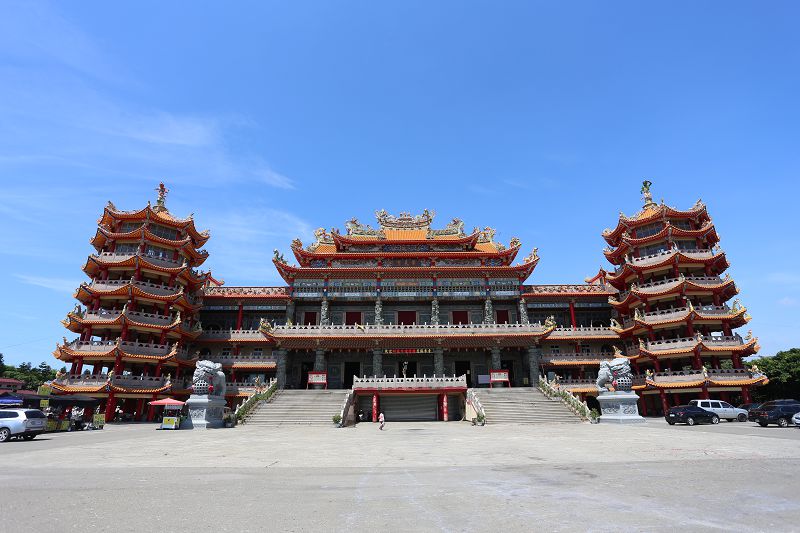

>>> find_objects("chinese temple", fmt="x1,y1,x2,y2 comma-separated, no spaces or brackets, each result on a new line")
50,181,765,421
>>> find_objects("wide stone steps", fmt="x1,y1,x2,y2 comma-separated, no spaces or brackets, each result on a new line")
476,387,582,424
245,390,346,426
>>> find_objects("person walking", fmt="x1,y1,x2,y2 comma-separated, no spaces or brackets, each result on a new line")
378,411,385,430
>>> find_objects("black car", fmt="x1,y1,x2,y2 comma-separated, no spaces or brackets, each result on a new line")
666,405,719,426
750,400,800,427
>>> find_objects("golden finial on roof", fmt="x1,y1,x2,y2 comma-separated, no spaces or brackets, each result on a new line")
154,182,169,211
641,180,655,208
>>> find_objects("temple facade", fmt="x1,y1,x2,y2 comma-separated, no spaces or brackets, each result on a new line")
51,182,766,420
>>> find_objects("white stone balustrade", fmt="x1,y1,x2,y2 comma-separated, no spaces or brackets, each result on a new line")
198,329,266,341
96,251,183,268
268,322,551,337
213,353,276,365
541,353,614,363
352,375,467,390
549,326,617,338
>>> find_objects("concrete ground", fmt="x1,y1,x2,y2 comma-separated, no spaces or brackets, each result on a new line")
1,419,799,532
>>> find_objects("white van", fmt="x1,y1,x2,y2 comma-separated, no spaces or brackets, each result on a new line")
688,400,748,422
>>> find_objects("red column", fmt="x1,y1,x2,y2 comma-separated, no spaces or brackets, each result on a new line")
236,301,244,330
104,393,117,422
672,393,681,406
154,363,163,378
659,390,669,414
711,356,720,369
442,394,449,422
741,386,752,404
69,360,78,374
700,385,710,400
147,393,157,422
75,358,84,375
136,398,145,421
639,394,649,416
569,300,577,330
372,394,379,422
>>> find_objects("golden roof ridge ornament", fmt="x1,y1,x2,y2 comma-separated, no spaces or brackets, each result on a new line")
153,182,169,212
641,179,656,209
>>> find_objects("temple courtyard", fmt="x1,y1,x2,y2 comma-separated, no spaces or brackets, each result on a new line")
2,421,799,532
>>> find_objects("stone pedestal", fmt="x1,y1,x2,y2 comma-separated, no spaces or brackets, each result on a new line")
597,391,646,424
180,395,226,429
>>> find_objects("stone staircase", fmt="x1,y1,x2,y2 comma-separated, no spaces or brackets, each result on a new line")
245,389,347,427
476,387,583,424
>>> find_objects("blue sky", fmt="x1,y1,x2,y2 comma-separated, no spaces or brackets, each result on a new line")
0,1,798,367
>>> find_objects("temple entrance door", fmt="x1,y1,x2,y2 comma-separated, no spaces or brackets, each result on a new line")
454,361,471,387
345,312,361,326
397,311,416,325
452,311,469,325
399,360,418,377
303,312,317,325
495,310,510,324
501,360,515,386
343,361,360,388
300,362,313,388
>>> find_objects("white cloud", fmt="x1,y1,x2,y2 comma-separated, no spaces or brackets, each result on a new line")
766,273,800,289
0,4,293,190
14,274,78,294
202,208,313,283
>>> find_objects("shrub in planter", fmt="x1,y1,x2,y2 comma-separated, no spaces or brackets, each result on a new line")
332,414,342,425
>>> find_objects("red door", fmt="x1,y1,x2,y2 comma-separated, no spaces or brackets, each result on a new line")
451,311,469,324
345,311,362,325
496,310,510,324
397,311,416,325
303,312,317,325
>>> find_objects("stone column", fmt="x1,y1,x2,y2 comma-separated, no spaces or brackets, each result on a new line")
527,345,541,386
372,348,383,377
276,349,287,389
314,349,326,372
490,346,504,387
433,347,444,376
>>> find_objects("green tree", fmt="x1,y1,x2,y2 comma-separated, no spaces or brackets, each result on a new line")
0,352,4,376
751,348,800,402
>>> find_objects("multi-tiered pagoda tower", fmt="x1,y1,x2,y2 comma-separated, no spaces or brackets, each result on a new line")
52,184,211,421
604,181,764,414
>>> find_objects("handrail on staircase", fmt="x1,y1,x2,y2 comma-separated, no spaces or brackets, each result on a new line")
538,376,591,421
466,389,486,425
235,378,278,423
336,389,355,427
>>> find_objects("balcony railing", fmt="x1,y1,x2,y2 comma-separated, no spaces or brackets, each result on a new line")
622,305,733,328
554,378,596,389
54,374,168,389
639,334,745,352
89,279,182,297
198,329,266,341
267,322,551,337
541,353,614,364
353,375,467,390
616,248,717,273
549,326,617,338
63,339,188,359
96,251,183,268
213,353,276,365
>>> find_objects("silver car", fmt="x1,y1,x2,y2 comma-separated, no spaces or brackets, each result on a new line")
792,411,800,428
689,400,749,422
0,408,47,441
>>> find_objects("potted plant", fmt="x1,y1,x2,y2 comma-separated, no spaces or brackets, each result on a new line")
332,414,342,426
589,408,600,423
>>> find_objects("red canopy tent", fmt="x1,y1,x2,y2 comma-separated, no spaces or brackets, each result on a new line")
148,398,185,406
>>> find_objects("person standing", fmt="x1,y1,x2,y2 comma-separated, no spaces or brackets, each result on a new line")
378,411,385,430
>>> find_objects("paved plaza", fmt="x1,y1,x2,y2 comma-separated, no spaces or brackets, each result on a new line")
1,420,799,532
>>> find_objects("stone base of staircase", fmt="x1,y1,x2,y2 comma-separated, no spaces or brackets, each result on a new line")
476,387,583,424
245,389,347,427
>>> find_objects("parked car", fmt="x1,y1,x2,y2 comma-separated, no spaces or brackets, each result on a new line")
738,403,761,413
792,411,800,428
0,408,47,442
666,405,719,426
750,401,800,427
689,400,749,422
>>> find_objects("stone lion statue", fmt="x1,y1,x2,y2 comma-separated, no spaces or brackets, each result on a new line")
596,357,633,392
192,360,226,397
